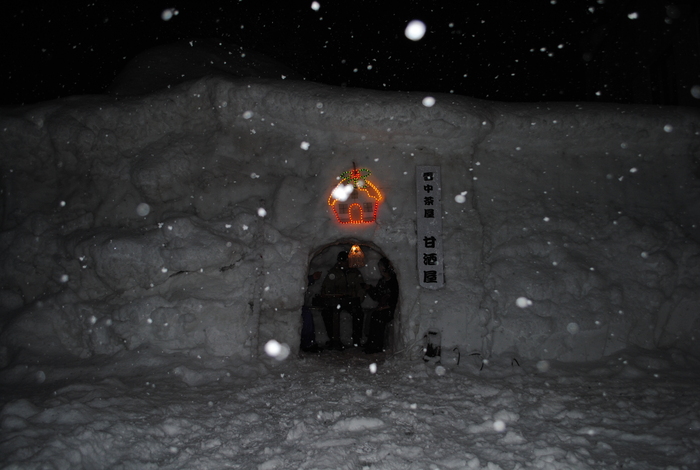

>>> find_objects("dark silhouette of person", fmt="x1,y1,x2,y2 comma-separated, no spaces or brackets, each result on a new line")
320,251,365,350
362,257,398,353
300,271,322,353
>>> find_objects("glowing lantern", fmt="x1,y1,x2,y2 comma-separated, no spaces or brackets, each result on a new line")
328,166,383,224
348,244,365,268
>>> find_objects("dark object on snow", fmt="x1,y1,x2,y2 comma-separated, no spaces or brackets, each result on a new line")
468,352,485,371
423,329,442,362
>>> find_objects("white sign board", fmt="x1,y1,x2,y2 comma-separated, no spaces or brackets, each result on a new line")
416,166,444,289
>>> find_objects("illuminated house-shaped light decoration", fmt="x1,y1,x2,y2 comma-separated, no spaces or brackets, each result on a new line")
328,167,383,224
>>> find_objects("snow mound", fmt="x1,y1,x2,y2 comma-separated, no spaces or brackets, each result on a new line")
1,74,699,364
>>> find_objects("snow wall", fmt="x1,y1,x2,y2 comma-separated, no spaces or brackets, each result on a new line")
1,76,699,364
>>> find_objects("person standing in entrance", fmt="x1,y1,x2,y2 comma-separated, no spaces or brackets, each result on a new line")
320,251,365,349
362,257,399,354
300,271,323,353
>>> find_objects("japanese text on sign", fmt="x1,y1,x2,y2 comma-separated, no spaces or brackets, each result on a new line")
416,166,444,289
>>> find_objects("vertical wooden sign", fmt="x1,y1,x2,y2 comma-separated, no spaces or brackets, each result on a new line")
416,166,444,289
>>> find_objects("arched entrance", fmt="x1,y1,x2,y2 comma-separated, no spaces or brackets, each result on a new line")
301,239,400,354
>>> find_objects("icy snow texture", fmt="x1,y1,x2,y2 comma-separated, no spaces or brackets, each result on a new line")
0,75,699,362
0,349,699,469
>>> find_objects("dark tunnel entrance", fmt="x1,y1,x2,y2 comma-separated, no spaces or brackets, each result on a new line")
301,240,400,355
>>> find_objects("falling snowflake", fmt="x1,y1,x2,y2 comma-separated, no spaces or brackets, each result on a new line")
405,20,426,41
331,183,354,202
161,8,179,21
264,339,290,361
136,203,150,216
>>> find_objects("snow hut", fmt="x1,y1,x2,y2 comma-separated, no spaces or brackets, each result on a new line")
0,74,699,365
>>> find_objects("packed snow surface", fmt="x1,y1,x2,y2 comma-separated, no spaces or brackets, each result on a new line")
1,348,698,469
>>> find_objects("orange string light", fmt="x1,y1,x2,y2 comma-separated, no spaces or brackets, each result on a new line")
328,167,383,224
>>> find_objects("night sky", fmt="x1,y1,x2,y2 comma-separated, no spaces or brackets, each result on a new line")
2,1,695,106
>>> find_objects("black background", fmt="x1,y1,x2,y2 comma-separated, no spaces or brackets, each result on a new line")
2,0,696,106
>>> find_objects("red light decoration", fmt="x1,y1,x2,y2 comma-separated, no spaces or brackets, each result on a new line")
328,166,383,224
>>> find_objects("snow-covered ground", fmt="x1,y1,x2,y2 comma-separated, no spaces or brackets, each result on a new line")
2,346,698,469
